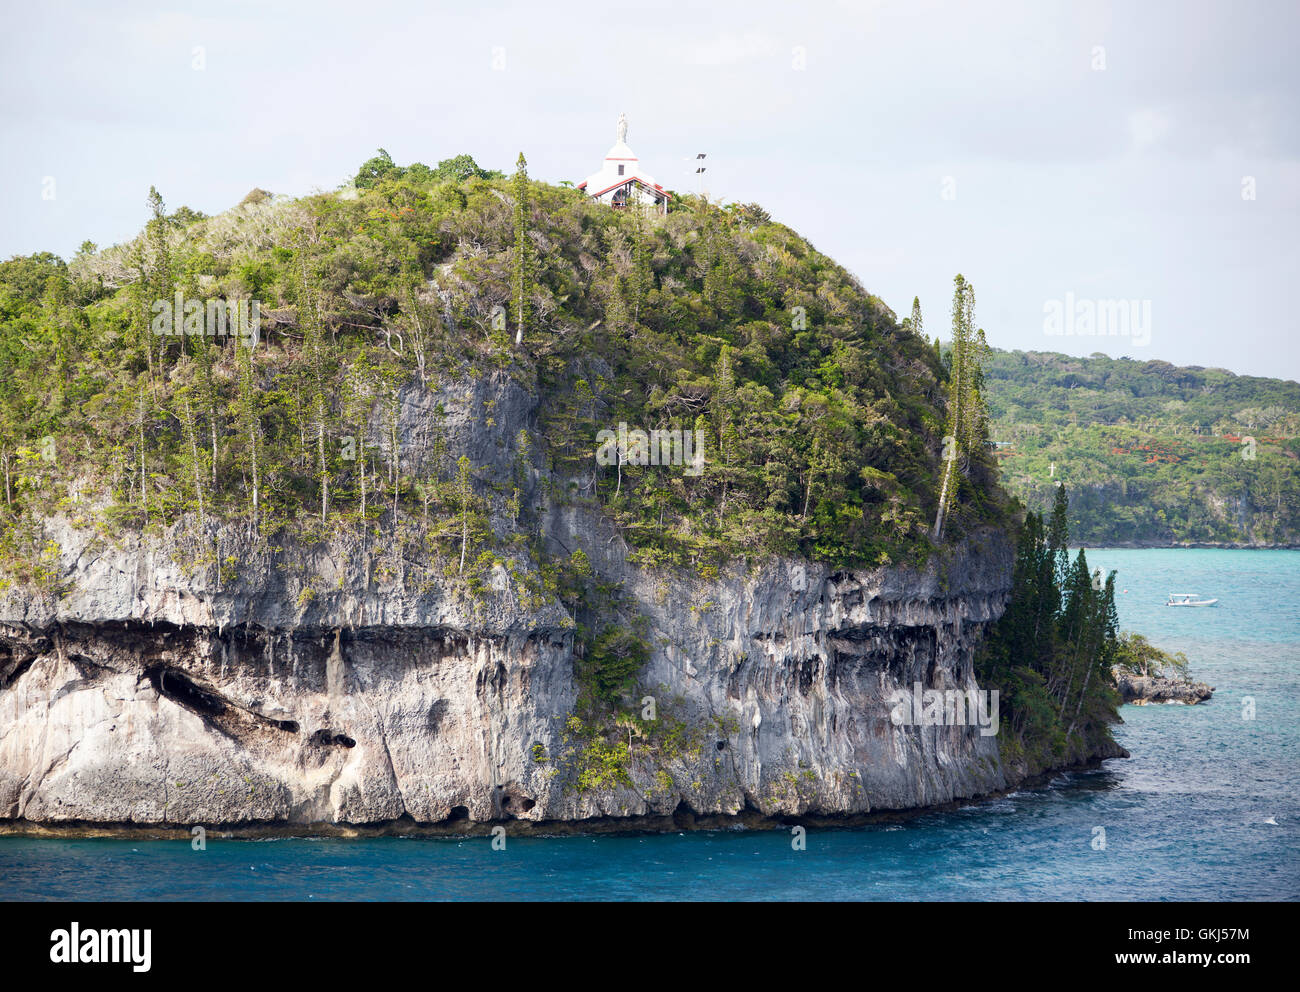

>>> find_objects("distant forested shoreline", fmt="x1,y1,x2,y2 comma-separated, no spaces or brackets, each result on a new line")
984,349,1300,546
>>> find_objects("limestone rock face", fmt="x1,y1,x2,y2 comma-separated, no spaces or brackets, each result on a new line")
0,376,1017,830
1113,670,1214,705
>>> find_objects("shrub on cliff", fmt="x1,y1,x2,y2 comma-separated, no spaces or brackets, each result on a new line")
1112,633,1190,680
577,626,648,709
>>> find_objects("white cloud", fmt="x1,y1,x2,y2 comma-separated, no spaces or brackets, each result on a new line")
679,32,777,66
1128,107,1172,150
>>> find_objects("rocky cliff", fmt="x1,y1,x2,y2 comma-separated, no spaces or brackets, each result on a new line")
0,374,1019,834
1113,670,1214,705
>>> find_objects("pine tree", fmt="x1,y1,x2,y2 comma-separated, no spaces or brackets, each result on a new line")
145,187,173,377
976,484,1122,767
128,238,151,373
382,367,403,572
906,296,923,338
296,234,331,522
1047,482,1070,588
714,345,738,509
1055,548,1097,720
934,274,983,539
397,271,432,386
958,284,987,455
511,153,532,346
1067,570,1117,738
606,272,630,337
175,384,206,534
233,333,262,523
133,377,149,520
700,206,726,310
344,357,375,530
179,272,221,494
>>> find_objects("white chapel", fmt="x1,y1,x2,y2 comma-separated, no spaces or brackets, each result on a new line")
578,113,670,214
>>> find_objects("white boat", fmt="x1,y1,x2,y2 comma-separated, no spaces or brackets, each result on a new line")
1166,593,1218,607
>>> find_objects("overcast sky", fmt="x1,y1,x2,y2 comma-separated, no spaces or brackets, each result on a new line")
2,0,1297,378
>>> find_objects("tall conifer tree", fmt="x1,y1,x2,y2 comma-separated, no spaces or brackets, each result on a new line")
512,153,531,346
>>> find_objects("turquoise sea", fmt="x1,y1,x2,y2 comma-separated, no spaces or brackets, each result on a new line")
1,548,1297,901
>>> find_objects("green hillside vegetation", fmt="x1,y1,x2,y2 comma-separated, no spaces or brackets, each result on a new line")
0,151,1010,599
984,350,1300,545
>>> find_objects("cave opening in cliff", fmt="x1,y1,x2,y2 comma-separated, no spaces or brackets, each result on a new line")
143,664,227,718
500,791,536,814
309,729,355,748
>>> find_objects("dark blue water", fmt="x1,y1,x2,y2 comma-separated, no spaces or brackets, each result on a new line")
2,549,1296,900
